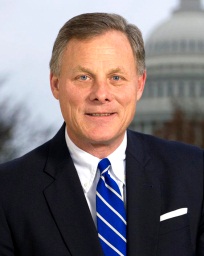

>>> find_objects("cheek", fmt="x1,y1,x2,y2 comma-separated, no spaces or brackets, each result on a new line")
59,85,77,106
58,89,73,116
121,88,137,108
119,90,137,121
58,87,86,119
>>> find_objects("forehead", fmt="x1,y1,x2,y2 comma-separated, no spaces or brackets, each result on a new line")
67,30,131,46
62,30,136,64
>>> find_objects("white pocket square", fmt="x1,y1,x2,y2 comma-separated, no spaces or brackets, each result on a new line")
160,208,188,222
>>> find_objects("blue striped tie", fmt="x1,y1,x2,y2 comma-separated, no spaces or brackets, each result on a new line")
96,158,127,256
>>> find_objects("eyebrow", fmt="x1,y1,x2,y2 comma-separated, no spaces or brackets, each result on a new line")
108,67,127,75
73,65,127,75
73,66,93,74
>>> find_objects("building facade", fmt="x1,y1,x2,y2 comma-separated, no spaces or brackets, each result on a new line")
131,0,204,135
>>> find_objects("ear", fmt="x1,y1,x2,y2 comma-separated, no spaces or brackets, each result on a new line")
136,70,146,101
50,73,60,100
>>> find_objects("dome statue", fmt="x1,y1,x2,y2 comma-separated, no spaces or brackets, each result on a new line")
131,0,204,135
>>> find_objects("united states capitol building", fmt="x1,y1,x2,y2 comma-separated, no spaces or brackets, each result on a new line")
131,0,204,134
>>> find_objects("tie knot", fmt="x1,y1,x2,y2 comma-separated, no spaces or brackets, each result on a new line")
98,158,111,175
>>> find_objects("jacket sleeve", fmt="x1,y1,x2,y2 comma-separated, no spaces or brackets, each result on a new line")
0,201,15,255
197,151,204,255
197,209,204,255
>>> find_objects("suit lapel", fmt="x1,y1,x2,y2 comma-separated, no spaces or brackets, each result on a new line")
126,130,161,256
43,125,103,256
42,126,161,255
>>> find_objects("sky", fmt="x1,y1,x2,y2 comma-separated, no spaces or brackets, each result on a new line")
0,0,188,151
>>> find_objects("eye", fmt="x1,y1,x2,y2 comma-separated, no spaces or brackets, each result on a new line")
112,75,121,81
79,75,89,81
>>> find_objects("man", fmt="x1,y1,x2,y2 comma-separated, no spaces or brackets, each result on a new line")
0,13,203,256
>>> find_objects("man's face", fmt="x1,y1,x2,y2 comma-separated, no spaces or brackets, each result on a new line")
50,30,146,155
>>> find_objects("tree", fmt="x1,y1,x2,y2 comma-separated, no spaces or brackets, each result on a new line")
0,79,52,163
153,104,204,148
0,110,16,162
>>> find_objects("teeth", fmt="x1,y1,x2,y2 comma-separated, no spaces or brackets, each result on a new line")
89,113,111,116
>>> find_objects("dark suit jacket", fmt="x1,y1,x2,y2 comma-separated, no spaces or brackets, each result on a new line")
0,124,203,256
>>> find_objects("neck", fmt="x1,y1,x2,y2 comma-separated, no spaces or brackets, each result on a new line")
66,131,126,159
81,141,123,159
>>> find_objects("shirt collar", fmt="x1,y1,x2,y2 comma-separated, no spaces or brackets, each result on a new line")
107,134,126,185
65,128,127,192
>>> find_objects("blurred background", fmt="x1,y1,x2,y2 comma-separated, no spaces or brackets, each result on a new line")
0,0,204,163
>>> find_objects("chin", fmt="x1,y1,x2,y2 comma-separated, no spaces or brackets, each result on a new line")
86,132,122,145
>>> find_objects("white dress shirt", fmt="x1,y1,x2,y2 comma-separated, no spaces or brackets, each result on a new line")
65,129,127,225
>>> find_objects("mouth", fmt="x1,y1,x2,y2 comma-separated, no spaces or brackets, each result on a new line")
86,113,114,117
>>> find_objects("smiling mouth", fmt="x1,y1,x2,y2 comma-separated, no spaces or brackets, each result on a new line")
86,113,114,116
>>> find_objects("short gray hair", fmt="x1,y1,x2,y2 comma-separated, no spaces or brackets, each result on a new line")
49,13,145,76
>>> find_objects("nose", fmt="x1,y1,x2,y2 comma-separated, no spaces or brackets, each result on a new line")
89,80,113,103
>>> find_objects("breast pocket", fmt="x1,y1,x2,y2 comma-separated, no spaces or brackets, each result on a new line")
157,215,194,256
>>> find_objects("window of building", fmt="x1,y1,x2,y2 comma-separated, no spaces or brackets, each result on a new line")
178,82,184,97
189,40,195,52
158,83,164,97
180,40,186,52
189,82,195,97
200,83,204,97
167,81,174,97
172,41,178,53
148,82,154,98
198,41,204,52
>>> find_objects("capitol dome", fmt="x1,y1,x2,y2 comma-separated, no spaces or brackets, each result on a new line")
131,0,204,134
146,0,204,59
